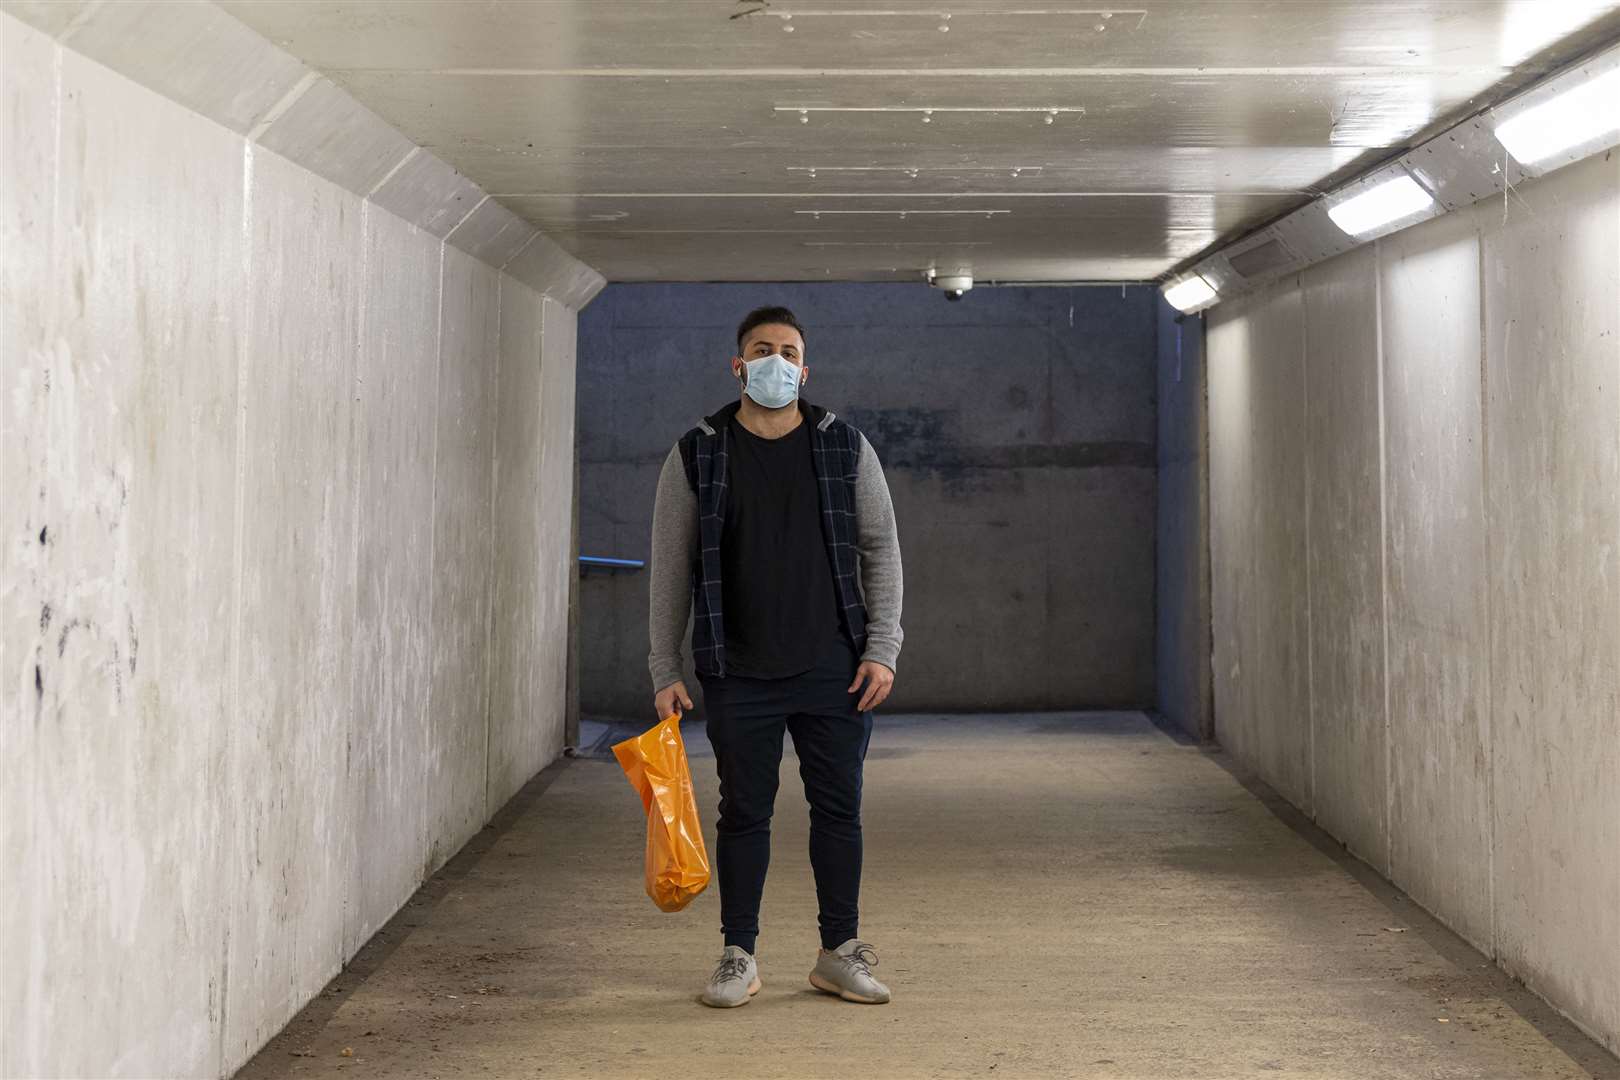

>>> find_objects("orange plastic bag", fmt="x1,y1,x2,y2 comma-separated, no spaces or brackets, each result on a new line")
612,714,711,912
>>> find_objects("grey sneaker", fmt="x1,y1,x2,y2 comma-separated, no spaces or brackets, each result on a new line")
809,939,891,1004
700,945,761,1008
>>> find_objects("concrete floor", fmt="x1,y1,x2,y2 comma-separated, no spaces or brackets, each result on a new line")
238,714,1618,1080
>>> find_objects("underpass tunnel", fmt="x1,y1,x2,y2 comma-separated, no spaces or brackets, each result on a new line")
2,3,1617,1078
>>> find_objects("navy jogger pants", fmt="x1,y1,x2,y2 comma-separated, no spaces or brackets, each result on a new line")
699,643,873,955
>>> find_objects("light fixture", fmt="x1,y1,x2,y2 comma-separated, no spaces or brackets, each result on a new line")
1326,173,1435,238
1497,0,1613,66
787,166,1043,178
776,106,1084,119
802,240,992,247
1167,43,1620,314
1493,65,1620,167
794,209,1010,218
1163,275,1217,313
762,8,1148,26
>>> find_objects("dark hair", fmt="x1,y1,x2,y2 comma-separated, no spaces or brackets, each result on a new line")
736,305,807,351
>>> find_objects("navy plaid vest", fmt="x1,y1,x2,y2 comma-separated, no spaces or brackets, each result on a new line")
678,400,867,679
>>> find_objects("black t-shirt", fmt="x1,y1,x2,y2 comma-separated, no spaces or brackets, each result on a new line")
720,415,848,679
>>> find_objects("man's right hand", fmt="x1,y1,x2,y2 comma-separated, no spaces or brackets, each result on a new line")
654,680,694,721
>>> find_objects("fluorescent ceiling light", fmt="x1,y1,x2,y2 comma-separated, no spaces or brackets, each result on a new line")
1493,66,1620,166
1163,275,1217,312
1326,174,1435,238
1497,0,1614,66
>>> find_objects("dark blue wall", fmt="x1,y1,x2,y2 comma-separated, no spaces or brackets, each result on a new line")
577,282,1157,719
1156,300,1212,740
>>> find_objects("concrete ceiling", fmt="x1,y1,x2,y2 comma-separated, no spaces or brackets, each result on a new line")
221,0,1620,283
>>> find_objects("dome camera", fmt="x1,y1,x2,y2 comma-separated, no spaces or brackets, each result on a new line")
929,271,973,301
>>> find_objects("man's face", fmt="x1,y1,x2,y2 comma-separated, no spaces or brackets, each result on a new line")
733,323,807,387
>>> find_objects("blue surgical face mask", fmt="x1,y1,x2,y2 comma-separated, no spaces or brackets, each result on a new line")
740,353,803,410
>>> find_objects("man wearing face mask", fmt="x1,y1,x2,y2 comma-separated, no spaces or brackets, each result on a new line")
647,305,904,1009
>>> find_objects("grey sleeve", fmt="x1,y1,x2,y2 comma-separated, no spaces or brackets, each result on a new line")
854,433,904,671
648,444,696,692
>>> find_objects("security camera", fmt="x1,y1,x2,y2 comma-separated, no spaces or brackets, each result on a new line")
928,271,973,301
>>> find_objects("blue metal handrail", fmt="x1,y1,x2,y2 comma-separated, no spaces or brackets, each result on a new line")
579,555,645,572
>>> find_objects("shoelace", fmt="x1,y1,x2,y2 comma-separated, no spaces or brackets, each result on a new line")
839,943,879,977
712,955,750,985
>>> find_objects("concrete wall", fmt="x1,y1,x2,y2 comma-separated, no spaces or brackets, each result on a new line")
1208,285,1314,810
0,17,582,1078
1205,150,1619,1052
1154,300,1211,739
576,283,1158,720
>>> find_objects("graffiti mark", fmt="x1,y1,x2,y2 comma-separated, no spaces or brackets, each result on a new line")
38,525,48,545
35,664,43,697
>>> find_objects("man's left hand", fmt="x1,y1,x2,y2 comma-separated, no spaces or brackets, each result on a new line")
849,661,895,712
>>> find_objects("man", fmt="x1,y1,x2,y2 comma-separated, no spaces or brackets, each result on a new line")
647,305,904,1009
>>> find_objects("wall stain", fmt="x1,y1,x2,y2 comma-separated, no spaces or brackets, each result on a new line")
40,603,52,631
127,608,139,675
57,617,85,658
842,407,1154,472
843,406,954,467
38,525,48,545
923,442,1156,471
35,664,43,697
